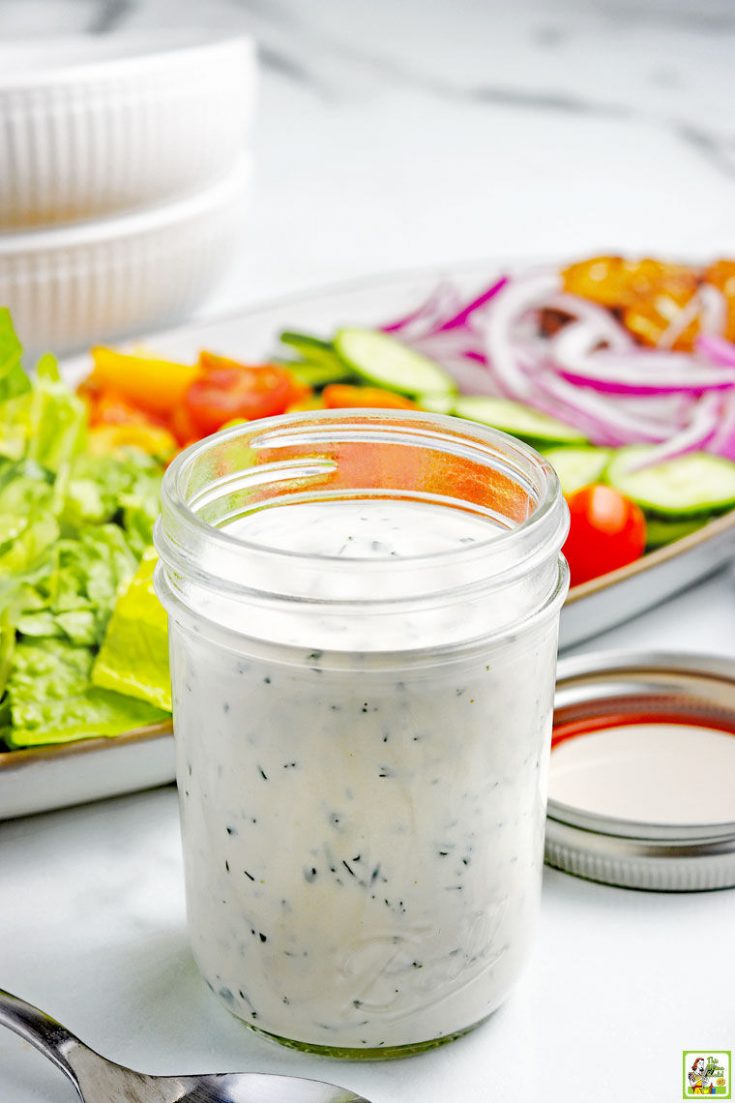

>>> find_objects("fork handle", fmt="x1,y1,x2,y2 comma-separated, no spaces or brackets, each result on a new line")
0,988,83,1094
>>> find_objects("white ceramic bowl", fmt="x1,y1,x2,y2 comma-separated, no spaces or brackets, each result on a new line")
0,156,251,357
0,32,256,228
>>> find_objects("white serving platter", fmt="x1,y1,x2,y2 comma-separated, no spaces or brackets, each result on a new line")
3,262,733,820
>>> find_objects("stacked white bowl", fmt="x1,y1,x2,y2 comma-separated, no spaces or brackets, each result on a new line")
0,32,256,356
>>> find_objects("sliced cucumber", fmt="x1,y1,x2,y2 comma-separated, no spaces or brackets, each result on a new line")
543,446,613,495
333,327,457,398
278,331,355,389
419,393,456,415
645,516,709,549
280,330,335,362
605,448,735,517
285,358,354,389
453,396,587,447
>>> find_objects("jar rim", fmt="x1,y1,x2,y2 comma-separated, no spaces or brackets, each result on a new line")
159,409,566,578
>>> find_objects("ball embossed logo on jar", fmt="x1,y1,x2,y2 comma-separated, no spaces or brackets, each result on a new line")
336,901,510,1022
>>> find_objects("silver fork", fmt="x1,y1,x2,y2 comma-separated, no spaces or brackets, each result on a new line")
0,989,372,1102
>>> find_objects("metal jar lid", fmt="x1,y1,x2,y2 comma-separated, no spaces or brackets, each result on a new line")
545,651,735,892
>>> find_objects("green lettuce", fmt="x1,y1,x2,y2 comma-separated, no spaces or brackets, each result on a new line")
0,337,85,470
93,548,171,711
0,308,31,405
27,355,87,473
3,638,168,747
0,475,141,652
33,524,139,645
0,313,170,746
58,450,161,541
0,459,58,576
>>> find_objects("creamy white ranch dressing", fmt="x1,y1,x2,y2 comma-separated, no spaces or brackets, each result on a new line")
234,499,493,559
170,497,560,1052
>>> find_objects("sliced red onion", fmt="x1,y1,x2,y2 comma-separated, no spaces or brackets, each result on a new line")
543,292,633,350
559,367,735,396
411,328,484,357
698,333,735,367
530,379,625,445
533,373,670,445
381,281,460,336
555,323,707,373
408,325,500,394
624,392,721,471
413,344,498,395
710,390,735,461
616,393,692,427
430,276,508,333
553,323,735,394
377,271,735,466
480,273,562,399
550,321,610,365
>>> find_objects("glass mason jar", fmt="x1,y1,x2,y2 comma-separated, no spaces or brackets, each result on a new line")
155,410,569,1059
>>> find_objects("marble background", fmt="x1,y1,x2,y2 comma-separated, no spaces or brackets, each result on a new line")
1,3,734,1102
2,0,735,314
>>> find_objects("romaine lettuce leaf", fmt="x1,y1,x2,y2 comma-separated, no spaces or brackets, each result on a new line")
5,638,168,747
58,449,162,538
0,508,59,575
92,548,171,711
16,611,64,638
0,347,85,471
26,355,86,473
25,524,138,647
0,308,31,404
0,314,170,748
0,608,15,702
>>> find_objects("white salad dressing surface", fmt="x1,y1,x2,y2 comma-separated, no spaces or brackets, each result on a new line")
186,498,546,654
169,497,561,1051
233,499,493,560
549,723,735,826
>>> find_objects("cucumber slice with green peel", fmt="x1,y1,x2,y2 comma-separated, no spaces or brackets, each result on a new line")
333,327,457,398
645,516,709,549
278,330,355,388
284,358,355,389
418,393,456,415
279,331,351,376
453,396,588,447
280,331,335,359
605,448,735,517
543,446,613,495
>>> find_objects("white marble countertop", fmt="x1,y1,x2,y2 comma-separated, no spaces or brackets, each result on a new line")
1,1,735,1101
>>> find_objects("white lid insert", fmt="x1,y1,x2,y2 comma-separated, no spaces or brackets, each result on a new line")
546,651,735,892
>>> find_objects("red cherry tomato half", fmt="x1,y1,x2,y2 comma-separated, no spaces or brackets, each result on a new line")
170,403,200,448
563,485,646,587
184,364,298,437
